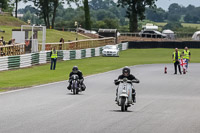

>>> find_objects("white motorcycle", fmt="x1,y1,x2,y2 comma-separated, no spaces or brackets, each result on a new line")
115,78,137,111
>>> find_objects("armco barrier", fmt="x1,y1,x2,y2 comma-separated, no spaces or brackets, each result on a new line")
0,43,128,71
128,41,200,49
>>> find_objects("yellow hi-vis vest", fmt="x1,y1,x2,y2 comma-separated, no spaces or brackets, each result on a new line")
183,50,190,59
51,50,57,58
173,51,181,63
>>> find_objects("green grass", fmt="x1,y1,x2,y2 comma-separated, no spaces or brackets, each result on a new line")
156,22,200,30
0,25,88,43
0,15,26,27
0,15,88,42
0,48,200,90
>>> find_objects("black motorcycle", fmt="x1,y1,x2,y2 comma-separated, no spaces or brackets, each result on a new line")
70,74,81,95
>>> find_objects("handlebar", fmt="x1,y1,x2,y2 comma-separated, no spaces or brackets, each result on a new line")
114,78,140,84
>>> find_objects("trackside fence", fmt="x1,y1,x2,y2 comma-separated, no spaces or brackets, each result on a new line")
0,42,128,71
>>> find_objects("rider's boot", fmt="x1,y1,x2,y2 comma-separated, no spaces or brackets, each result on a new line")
81,84,86,91
67,85,71,90
132,90,136,103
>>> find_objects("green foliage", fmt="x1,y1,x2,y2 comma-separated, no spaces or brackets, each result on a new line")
117,0,157,32
163,21,183,31
145,7,167,22
168,14,181,22
0,0,9,10
0,24,87,43
118,25,129,32
83,0,91,30
89,0,116,10
92,21,107,29
176,27,198,33
0,0,13,12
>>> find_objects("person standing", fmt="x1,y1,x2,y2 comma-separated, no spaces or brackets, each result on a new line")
182,47,191,71
1,36,5,45
172,48,182,75
50,47,58,70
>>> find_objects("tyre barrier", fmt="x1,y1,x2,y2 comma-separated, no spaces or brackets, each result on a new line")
0,43,128,71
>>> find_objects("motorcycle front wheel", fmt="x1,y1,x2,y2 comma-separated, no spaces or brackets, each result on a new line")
121,97,126,112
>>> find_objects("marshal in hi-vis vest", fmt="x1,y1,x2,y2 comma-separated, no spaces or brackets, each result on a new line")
51,50,57,58
183,50,190,59
173,51,181,63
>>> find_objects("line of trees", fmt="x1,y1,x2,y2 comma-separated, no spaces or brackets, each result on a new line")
2,0,158,32
2,0,200,32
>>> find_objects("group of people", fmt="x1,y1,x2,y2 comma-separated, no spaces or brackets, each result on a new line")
172,46,191,74
0,36,16,46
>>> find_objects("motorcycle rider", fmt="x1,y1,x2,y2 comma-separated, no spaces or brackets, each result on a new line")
67,66,86,91
114,66,140,103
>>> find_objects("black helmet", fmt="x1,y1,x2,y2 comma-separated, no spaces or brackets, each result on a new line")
122,66,130,77
72,66,78,73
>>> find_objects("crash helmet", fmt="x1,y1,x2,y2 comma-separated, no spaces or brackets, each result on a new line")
122,66,130,77
72,66,78,73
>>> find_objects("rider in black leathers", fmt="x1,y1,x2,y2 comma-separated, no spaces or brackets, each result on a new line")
114,66,140,103
67,66,86,91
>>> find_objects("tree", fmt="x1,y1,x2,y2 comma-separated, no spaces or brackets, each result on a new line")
168,14,180,22
14,0,28,18
163,21,183,31
168,3,182,15
89,0,116,10
117,0,157,32
0,0,9,11
145,7,166,22
83,0,91,30
31,0,78,29
18,5,39,14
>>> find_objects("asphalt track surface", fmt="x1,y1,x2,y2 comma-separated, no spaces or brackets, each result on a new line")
0,63,200,133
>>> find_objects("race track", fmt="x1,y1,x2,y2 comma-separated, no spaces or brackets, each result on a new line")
0,63,200,133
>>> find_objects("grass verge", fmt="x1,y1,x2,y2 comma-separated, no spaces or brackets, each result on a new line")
0,25,87,43
0,48,200,91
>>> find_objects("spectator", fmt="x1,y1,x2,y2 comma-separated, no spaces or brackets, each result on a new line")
60,38,64,43
8,39,15,45
1,36,6,45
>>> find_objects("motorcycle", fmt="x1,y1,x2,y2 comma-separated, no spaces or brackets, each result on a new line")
115,78,136,111
70,74,81,95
